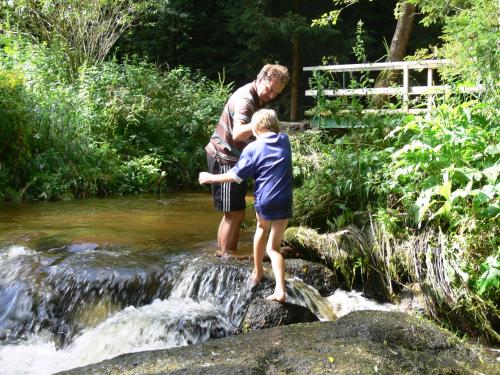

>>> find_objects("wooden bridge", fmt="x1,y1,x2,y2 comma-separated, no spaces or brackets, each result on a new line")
282,59,484,130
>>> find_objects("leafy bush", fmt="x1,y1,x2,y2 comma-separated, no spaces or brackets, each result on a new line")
472,252,500,301
77,60,229,187
290,115,393,230
409,0,499,97
0,35,229,200
0,69,32,199
379,101,499,240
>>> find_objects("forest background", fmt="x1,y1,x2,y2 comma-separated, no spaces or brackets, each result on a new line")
0,0,498,344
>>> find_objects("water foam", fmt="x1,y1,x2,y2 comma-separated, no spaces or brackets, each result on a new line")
0,298,230,375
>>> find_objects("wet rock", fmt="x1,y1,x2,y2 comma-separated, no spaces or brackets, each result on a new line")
65,243,99,253
57,310,496,375
396,283,426,315
238,298,318,333
285,258,338,296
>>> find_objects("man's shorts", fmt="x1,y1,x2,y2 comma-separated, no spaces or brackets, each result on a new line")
207,153,247,212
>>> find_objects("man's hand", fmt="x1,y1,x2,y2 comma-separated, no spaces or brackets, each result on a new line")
198,172,213,185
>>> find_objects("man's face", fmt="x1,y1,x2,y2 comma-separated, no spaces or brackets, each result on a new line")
256,77,286,104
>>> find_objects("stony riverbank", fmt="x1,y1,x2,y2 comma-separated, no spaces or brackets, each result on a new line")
58,310,497,375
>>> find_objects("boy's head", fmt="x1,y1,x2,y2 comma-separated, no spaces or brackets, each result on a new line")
251,109,280,135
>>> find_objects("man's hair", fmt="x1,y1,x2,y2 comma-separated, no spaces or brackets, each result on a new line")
251,109,280,134
257,64,290,85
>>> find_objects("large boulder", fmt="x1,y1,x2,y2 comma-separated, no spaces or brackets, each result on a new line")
285,258,339,296
57,310,496,375
238,298,318,333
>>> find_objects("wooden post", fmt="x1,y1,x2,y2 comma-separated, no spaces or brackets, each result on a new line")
402,65,409,112
427,67,433,114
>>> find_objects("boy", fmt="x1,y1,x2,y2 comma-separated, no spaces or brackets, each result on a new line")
199,109,292,302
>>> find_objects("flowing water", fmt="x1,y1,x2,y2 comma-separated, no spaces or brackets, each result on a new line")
0,193,340,375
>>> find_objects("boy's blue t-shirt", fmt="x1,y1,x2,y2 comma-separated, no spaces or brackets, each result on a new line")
228,132,292,220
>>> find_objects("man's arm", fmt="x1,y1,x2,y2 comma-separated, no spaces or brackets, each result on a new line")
231,96,256,142
232,120,253,142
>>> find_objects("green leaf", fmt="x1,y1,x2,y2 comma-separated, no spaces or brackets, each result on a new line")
414,186,439,224
439,170,451,200
476,255,500,296
483,162,500,184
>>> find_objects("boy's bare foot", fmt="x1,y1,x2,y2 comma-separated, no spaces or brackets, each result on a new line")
266,292,286,304
250,269,263,285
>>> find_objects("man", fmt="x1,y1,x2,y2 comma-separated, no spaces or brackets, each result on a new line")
205,64,289,256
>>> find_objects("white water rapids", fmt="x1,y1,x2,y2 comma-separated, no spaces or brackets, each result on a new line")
0,245,401,375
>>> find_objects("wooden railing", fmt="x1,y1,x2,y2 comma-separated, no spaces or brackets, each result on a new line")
303,59,484,114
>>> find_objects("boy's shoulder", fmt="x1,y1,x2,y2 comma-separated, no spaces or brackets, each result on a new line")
278,132,291,145
279,132,289,140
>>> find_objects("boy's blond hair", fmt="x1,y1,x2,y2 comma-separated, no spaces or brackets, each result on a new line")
251,109,280,134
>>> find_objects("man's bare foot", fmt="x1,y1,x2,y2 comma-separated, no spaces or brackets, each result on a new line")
266,292,286,304
215,250,249,260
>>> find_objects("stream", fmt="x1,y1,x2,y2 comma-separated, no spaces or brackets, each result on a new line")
0,193,344,375
0,193,396,375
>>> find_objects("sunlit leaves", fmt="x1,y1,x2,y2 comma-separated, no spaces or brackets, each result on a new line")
384,101,499,232
475,253,500,298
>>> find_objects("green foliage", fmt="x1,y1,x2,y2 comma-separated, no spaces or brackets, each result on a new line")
440,0,499,94
0,69,32,199
0,34,229,200
306,21,374,123
290,116,392,230
409,0,499,97
311,0,373,27
118,155,162,194
474,253,500,299
380,101,499,237
2,0,152,75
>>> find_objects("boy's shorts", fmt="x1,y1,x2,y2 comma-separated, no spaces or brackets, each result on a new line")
207,153,247,212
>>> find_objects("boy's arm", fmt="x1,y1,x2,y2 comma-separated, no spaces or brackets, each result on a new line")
199,171,238,185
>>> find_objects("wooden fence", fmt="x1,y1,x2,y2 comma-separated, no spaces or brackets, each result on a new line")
303,59,484,115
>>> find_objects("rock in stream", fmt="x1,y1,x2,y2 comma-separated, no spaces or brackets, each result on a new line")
57,310,496,375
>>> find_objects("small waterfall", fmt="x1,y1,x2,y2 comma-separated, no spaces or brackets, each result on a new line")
286,278,338,321
0,298,232,375
0,244,342,375
0,247,259,375
170,259,254,325
0,244,182,344
326,289,398,317
0,246,45,341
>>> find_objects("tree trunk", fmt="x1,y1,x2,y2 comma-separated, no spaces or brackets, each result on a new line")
290,36,300,121
290,0,300,121
373,2,416,108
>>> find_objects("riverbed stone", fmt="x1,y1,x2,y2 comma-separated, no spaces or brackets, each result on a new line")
285,258,339,296
238,297,318,333
57,310,496,375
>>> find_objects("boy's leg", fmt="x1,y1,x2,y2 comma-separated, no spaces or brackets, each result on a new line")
252,213,270,283
265,218,289,302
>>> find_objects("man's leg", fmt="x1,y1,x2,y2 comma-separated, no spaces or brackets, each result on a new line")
218,210,245,253
265,218,289,303
207,154,246,254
